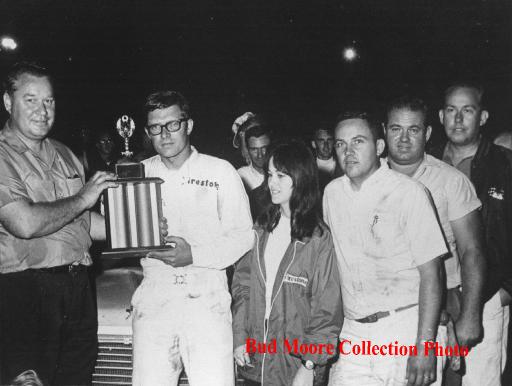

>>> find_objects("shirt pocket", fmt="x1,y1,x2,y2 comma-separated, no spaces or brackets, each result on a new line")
25,173,56,202
364,212,408,262
65,177,83,196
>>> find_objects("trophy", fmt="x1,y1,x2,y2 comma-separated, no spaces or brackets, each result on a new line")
101,115,169,258
117,115,135,157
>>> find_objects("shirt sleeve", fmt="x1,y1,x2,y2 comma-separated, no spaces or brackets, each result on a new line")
192,162,255,269
404,182,449,267
0,156,30,208
445,169,482,221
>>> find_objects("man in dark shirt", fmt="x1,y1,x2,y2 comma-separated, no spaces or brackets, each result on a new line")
430,82,512,386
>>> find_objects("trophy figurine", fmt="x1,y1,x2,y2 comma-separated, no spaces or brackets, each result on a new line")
102,115,169,258
117,115,135,157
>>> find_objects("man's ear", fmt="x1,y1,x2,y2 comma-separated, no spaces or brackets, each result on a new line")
438,109,444,125
376,138,385,157
3,92,12,114
381,122,387,136
425,125,432,143
480,110,489,127
186,119,194,136
311,140,317,150
144,128,151,139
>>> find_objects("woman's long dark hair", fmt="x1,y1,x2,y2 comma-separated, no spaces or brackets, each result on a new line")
257,140,325,241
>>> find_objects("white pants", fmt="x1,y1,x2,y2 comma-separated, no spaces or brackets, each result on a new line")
329,307,446,386
463,292,509,386
131,267,234,386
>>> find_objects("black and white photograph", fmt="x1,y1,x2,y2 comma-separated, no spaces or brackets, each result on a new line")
0,1,511,385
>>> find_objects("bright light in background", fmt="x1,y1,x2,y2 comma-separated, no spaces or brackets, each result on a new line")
343,46,357,62
1,37,18,50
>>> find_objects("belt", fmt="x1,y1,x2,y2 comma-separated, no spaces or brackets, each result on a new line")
355,303,418,323
35,264,87,274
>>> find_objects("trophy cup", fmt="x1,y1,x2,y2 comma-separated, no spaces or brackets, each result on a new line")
101,115,169,258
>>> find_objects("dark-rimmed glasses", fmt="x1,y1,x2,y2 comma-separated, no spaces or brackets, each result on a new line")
146,118,188,136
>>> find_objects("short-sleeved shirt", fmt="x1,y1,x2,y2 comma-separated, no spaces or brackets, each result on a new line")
387,154,482,289
323,161,448,320
0,123,91,273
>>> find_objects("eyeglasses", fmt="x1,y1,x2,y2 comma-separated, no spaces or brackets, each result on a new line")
146,118,188,136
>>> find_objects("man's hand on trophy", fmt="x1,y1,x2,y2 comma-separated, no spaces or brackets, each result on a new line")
146,236,193,267
78,171,118,209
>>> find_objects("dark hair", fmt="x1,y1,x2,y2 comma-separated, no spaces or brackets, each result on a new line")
334,111,382,141
144,91,191,118
257,140,325,241
313,127,333,138
2,62,52,95
386,96,429,126
244,124,272,147
444,81,485,109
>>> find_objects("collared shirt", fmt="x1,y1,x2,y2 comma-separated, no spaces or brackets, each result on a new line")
237,164,264,192
323,161,448,320
142,147,254,273
389,154,482,289
0,123,92,273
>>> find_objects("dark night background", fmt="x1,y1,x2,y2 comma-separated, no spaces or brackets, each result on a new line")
0,0,511,158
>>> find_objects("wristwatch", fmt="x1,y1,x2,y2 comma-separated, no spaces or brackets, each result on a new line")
302,359,315,370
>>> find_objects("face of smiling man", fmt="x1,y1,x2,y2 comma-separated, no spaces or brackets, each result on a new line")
3,74,55,146
439,86,488,147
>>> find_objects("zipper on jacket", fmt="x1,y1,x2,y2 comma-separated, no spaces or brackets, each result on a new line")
260,240,300,384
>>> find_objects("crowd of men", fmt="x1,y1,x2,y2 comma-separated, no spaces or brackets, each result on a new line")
0,60,511,386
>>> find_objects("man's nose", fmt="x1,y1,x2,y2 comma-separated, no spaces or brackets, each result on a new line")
37,102,48,116
455,110,463,123
399,129,410,142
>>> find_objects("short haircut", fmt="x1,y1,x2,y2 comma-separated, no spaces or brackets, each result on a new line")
386,96,429,126
2,62,52,95
444,81,485,109
244,123,272,147
144,90,191,118
313,127,333,138
334,111,383,141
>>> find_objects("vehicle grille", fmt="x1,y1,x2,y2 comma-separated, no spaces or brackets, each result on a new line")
93,336,133,385
93,335,244,385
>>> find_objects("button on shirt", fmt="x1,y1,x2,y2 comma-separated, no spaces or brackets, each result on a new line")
323,161,448,320
0,124,91,273
409,154,481,289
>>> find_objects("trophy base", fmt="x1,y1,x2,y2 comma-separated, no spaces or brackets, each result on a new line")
101,245,174,259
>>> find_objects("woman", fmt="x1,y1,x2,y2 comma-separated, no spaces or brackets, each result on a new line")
232,141,343,386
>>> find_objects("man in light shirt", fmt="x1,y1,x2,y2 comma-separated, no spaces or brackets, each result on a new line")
237,123,272,192
130,90,254,386
324,111,448,386
384,96,486,385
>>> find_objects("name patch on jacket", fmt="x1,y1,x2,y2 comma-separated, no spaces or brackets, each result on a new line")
283,274,308,288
